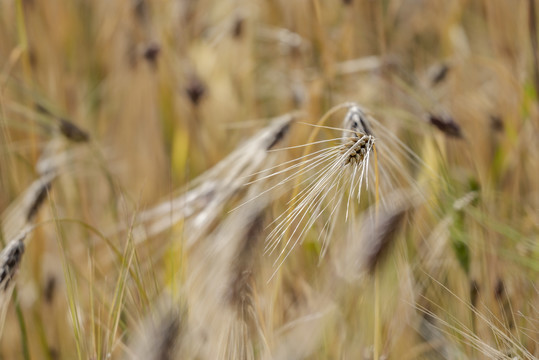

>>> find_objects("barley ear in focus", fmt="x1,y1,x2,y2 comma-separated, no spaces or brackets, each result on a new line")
258,104,383,274
0,233,26,339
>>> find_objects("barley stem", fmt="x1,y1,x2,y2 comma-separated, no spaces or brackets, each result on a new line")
15,0,36,161
373,145,381,360
374,270,380,360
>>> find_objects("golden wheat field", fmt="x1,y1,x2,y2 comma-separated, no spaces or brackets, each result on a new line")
0,0,538,359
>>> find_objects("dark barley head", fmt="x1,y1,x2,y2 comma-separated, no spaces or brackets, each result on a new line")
340,106,375,166
0,236,26,291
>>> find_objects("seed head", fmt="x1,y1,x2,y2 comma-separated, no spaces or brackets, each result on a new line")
343,105,373,136
59,118,90,143
0,234,26,292
142,42,161,64
341,135,375,166
340,106,375,166
26,179,52,222
185,76,206,106
428,113,463,139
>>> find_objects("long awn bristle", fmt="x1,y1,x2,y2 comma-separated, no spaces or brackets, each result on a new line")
258,105,377,274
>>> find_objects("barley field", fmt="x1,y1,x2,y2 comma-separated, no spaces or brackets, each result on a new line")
0,1,538,359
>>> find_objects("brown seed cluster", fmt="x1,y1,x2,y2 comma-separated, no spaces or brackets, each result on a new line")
341,134,374,165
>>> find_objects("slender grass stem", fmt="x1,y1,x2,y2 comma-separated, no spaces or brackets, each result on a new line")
15,0,36,161
374,270,380,360
373,145,381,360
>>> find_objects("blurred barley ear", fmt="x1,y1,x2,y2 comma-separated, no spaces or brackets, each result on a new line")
25,178,52,222
232,16,244,39
34,103,90,142
43,275,56,305
135,113,295,245
185,75,206,106
265,121,291,151
489,115,504,132
226,210,265,316
2,170,57,243
418,309,450,359
128,305,184,360
142,42,161,66
0,232,26,339
133,0,148,22
470,279,480,309
430,63,450,86
428,113,463,139
361,199,411,274
58,118,90,143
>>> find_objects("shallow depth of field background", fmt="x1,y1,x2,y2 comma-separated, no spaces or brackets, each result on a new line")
0,0,538,359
